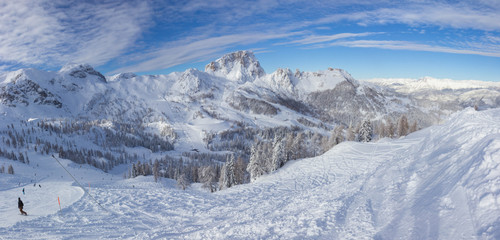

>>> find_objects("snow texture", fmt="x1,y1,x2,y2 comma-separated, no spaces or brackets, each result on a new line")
1,107,499,239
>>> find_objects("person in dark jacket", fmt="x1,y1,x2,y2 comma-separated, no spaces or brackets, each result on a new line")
18,197,27,215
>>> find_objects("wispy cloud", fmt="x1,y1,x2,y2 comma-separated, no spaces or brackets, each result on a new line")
0,0,151,70
315,2,500,31
1,0,498,75
285,32,383,45
329,40,500,57
111,31,299,74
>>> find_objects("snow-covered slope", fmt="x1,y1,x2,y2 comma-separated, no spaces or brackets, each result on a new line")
1,50,499,182
1,107,498,239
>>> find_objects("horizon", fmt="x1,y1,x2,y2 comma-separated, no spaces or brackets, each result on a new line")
1,0,499,82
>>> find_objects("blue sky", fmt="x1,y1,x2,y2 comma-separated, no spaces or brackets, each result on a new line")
1,0,499,81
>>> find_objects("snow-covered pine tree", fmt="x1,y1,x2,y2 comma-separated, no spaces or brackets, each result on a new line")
358,119,373,142
247,143,266,181
219,155,236,190
270,136,285,172
8,164,14,174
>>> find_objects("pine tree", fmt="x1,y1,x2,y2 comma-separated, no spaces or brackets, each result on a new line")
358,119,373,142
219,155,236,190
8,165,14,174
247,143,266,181
270,136,285,172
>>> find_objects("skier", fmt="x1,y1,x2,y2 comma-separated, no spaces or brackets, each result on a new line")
18,197,27,216
22,188,25,195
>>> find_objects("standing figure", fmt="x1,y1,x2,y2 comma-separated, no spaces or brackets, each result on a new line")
22,188,25,195
18,197,27,216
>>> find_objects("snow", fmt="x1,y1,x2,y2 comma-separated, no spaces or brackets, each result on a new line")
1,107,499,239
366,77,500,93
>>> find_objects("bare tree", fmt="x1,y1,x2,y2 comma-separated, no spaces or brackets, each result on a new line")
397,115,409,137
177,174,190,190
200,165,217,192
409,120,418,133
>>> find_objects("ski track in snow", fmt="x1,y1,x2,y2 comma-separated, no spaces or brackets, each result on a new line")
1,108,500,239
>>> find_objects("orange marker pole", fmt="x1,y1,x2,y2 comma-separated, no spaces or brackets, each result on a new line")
58,196,61,211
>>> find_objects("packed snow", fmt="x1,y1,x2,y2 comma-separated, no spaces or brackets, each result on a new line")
1,107,499,239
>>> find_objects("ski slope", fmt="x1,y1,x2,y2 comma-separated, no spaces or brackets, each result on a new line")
0,107,499,239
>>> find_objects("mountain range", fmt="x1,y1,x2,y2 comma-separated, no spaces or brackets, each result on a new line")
1,50,499,164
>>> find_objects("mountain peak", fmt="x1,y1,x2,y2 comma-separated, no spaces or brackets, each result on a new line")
108,72,137,82
205,51,265,83
59,63,106,82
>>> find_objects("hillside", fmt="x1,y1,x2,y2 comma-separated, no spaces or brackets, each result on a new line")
1,107,499,238
1,51,499,175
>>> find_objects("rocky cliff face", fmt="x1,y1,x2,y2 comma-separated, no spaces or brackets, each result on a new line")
205,50,265,83
0,72,62,108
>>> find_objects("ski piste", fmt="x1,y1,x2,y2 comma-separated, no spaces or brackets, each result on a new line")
1,108,499,239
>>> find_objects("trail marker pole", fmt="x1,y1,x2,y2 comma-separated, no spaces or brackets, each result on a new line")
58,196,61,211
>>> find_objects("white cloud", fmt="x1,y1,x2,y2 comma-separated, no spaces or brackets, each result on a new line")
111,32,298,74
0,0,151,69
329,40,500,57
316,2,500,31
2,0,498,75
285,32,383,45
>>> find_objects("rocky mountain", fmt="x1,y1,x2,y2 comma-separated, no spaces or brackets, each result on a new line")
1,50,499,170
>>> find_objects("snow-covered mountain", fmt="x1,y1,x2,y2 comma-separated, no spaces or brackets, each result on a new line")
1,107,499,239
1,50,499,238
368,77,500,114
1,51,499,164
